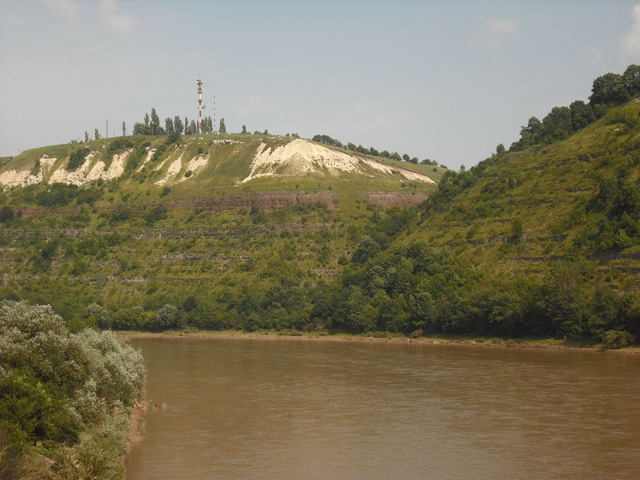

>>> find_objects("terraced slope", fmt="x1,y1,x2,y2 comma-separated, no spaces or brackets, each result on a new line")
0,134,442,327
410,100,640,288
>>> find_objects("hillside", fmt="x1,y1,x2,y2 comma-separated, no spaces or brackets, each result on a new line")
0,135,439,192
316,99,640,345
414,99,640,283
0,133,442,331
2,88,640,346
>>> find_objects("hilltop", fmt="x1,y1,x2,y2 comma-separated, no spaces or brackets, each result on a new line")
0,134,439,192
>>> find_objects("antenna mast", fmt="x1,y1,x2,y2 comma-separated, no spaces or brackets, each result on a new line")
196,76,206,134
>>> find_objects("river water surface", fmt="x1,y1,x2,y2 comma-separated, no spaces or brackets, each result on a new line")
124,337,640,479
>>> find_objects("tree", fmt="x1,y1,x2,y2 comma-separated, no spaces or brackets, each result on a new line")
164,117,174,134
149,108,160,135
402,153,410,162
542,106,574,142
184,117,189,135
496,143,506,155
511,218,523,244
94,128,100,140
623,64,640,97
219,117,226,134
569,100,595,131
519,116,543,146
590,72,630,105
352,237,381,264
0,205,14,223
132,122,147,135
174,116,184,135
144,112,150,128
242,125,247,134
154,304,181,330
190,120,197,135
84,131,89,142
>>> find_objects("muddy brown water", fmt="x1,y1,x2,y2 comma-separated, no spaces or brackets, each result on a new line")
124,337,640,479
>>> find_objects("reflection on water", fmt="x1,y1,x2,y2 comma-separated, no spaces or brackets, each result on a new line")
125,338,640,480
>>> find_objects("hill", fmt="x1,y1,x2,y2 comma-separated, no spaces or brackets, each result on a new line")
414,99,640,280
0,135,439,191
316,99,640,346
0,133,442,332
2,69,640,347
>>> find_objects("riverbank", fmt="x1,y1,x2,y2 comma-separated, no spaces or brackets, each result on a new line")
128,399,147,449
119,329,640,353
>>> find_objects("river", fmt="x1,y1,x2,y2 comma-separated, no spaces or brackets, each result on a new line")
124,337,640,479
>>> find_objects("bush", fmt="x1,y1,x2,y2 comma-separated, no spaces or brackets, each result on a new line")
107,138,133,154
0,205,15,223
154,303,181,330
601,330,635,349
67,147,90,171
0,301,145,478
145,204,168,225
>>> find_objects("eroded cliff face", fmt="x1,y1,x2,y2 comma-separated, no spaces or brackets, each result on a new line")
0,150,132,187
242,139,436,184
0,138,437,189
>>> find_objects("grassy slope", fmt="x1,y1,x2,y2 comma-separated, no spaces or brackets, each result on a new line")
0,134,441,195
0,134,440,322
406,100,640,288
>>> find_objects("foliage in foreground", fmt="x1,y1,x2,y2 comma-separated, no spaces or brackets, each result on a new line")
0,301,145,479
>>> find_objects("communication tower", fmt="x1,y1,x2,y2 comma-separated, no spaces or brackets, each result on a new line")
196,76,206,134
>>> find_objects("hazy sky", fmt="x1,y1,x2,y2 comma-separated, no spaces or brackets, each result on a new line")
2,1,640,170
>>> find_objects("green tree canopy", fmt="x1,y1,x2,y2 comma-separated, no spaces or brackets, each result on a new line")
569,100,595,130
590,72,630,106
174,115,184,134
164,117,174,134
623,64,640,97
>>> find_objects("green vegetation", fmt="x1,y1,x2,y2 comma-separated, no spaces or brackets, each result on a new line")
510,64,640,151
0,301,145,479
1,66,640,350
313,133,426,166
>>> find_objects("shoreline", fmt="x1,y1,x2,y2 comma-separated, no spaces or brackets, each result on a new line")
119,329,640,354
127,399,147,449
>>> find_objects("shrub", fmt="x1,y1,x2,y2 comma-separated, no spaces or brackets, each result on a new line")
0,301,145,478
145,204,168,225
0,205,14,223
154,304,181,330
67,147,90,171
601,330,635,349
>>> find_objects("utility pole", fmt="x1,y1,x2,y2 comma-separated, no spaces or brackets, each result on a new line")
213,82,216,133
197,76,205,135
106,120,108,139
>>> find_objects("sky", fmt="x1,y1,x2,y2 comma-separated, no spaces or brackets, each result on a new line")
2,0,640,170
